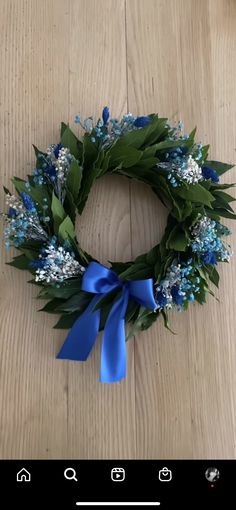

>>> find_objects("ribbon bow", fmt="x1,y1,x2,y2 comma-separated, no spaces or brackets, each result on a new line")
57,262,156,383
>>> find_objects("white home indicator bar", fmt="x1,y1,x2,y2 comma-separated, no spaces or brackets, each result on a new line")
76,504,161,507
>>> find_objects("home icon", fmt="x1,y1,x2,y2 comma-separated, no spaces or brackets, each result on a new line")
16,468,31,482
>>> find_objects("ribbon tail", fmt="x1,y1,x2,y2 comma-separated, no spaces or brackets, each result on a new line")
100,289,129,383
57,295,101,361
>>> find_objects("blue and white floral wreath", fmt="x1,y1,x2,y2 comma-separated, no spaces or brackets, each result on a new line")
2,108,235,382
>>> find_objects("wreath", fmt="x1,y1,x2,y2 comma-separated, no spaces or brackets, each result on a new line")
2,107,235,382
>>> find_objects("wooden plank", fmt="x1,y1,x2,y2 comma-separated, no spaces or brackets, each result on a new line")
62,0,136,459
0,0,71,459
0,0,236,460
126,0,236,458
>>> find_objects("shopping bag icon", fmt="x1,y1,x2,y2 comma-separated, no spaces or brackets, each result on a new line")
158,467,172,482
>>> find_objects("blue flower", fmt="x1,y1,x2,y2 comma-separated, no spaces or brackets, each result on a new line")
29,259,46,269
8,207,17,218
202,165,219,183
20,192,36,212
134,116,150,128
102,106,110,125
203,250,217,265
53,143,62,158
171,285,184,306
156,290,167,308
45,165,57,179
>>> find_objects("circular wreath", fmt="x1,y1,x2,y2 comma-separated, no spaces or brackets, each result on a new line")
2,108,235,382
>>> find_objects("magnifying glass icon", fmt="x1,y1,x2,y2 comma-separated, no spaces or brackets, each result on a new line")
64,467,78,482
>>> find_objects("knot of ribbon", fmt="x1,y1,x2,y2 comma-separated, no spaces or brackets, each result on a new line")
57,261,157,383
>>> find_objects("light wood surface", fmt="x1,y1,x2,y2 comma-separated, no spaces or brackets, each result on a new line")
0,0,236,459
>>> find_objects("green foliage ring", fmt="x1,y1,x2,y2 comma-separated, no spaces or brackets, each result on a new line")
3,111,235,340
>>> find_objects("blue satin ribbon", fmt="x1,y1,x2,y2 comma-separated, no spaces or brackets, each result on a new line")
57,261,157,383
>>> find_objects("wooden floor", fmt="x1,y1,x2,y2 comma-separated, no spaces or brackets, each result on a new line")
0,0,236,459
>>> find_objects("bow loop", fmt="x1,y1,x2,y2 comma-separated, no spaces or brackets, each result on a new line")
128,279,157,310
82,261,120,294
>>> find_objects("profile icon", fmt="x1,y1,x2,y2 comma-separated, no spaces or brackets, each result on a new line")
205,467,220,483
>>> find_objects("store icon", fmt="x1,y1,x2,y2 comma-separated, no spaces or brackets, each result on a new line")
111,467,125,482
16,468,31,482
158,467,172,482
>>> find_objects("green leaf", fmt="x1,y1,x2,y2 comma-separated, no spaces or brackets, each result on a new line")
146,244,160,265
197,267,208,282
58,215,76,241
166,225,189,251
204,209,221,221
125,299,140,323
119,263,152,280
126,307,158,340
109,145,142,169
195,287,207,304
109,261,132,274
53,312,79,329
142,117,169,146
3,186,11,195
161,310,176,334
32,144,47,158
56,291,92,313
60,122,68,138
77,163,99,214
210,183,236,191
162,252,175,274
61,125,80,159
212,198,235,213
174,183,215,207
63,187,76,224
180,201,192,221
7,254,30,270
134,253,147,264
142,145,159,158
19,240,42,253
93,288,121,311
154,139,189,152
39,298,66,314
154,258,162,281
199,144,210,164
210,208,236,220
205,160,234,176
213,190,236,203
109,115,167,151
66,160,82,203
82,133,99,169
51,191,66,232
206,266,220,288
38,279,82,300
189,127,197,140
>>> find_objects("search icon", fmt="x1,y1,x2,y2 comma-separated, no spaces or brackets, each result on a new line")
64,467,78,482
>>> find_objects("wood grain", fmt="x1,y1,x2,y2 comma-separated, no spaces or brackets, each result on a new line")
0,0,236,459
